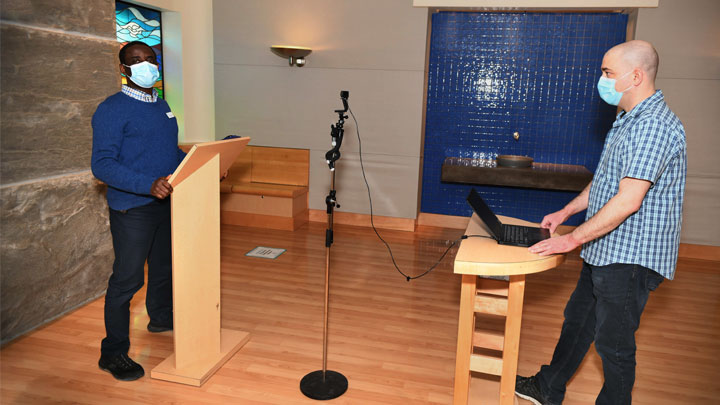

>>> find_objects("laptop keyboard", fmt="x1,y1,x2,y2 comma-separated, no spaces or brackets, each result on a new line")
504,225,529,243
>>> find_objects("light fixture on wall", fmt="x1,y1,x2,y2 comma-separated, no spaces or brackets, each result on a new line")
270,45,312,67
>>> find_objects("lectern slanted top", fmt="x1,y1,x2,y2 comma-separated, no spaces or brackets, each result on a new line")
151,137,251,386
168,137,251,187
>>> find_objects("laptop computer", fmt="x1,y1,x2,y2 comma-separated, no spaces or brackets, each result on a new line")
466,188,550,247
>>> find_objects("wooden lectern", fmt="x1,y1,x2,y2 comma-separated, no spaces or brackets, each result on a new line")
151,137,251,386
453,214,565,404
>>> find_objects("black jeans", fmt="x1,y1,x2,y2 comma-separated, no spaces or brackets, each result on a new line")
536,262,664,405
101,199,173,355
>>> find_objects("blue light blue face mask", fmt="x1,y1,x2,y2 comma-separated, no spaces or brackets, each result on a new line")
123,61,160,89
597,70,633,106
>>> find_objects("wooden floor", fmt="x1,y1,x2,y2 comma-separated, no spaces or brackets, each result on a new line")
1,222,719,404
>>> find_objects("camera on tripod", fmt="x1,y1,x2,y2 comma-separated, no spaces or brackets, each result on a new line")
325,91,350,170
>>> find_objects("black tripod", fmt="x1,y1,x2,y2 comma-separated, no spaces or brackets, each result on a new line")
299,91,350,400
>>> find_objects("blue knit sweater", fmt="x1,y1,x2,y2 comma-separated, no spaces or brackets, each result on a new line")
91,92,186,210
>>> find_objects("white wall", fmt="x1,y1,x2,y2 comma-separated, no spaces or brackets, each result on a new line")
636,0,720,245
212,0,428,218
211,0,719,246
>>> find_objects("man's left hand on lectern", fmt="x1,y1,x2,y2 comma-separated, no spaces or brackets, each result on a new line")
151,175,173,199
529,233,580,256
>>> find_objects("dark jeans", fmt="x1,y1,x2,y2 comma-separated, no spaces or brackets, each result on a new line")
101,199,173,356
536,261,664,405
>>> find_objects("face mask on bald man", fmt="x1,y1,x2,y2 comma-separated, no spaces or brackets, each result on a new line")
597,70,633,106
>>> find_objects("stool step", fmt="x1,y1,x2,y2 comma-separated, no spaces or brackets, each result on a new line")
477,278,509,296
474,294,508,316
469,353,503,376
473,329,504,351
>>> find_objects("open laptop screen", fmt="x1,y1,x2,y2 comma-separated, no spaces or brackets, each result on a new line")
466,188,504,239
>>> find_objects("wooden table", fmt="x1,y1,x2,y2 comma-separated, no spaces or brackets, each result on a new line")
453,214,565,404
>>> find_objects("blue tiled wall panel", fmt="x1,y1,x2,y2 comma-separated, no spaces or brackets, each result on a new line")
421,12,627,225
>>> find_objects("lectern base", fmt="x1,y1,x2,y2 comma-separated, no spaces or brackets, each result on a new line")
151,328,250,386
300,370,348,400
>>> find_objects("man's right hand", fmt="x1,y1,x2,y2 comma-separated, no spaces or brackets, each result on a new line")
150,177,173,199
540,209,569,234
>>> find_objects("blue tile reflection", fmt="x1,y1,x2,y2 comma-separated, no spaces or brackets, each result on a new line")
421,12,627,226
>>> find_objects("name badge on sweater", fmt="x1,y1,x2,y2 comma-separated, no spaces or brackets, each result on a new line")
166,112,175,118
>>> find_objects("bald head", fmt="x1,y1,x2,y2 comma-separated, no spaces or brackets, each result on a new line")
606,40,659,82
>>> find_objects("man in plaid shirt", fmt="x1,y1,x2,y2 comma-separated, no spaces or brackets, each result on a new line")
515,40,687,405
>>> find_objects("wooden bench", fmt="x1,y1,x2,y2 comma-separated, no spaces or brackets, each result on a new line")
180,144,309,231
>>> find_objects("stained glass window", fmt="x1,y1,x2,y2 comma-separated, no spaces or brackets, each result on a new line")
115,1,164,99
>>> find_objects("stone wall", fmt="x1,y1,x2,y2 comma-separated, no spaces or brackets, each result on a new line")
1,0,118,344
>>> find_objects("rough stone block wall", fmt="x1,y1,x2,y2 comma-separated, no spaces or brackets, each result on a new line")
1,0,119,344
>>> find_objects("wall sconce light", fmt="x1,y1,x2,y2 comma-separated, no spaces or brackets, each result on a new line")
270,45,312,67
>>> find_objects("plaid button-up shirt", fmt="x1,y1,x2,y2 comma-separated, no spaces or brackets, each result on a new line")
581,90,686,279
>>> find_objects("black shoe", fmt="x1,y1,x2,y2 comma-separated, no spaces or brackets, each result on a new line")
147,321,173,333
98,353,144,381
515,375,555,405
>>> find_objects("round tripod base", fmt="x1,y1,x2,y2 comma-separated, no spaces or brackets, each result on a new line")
300,370,348,400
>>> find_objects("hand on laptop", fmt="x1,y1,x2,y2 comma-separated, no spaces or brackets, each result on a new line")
529,233,580,256
539,209,570,234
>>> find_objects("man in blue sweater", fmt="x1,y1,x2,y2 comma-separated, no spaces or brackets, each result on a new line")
91,41,186,381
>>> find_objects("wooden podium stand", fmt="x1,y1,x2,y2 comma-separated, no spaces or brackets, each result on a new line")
151,137,251,386
453,214,565,404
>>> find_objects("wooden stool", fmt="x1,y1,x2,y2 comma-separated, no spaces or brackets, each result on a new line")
453,215,565,404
